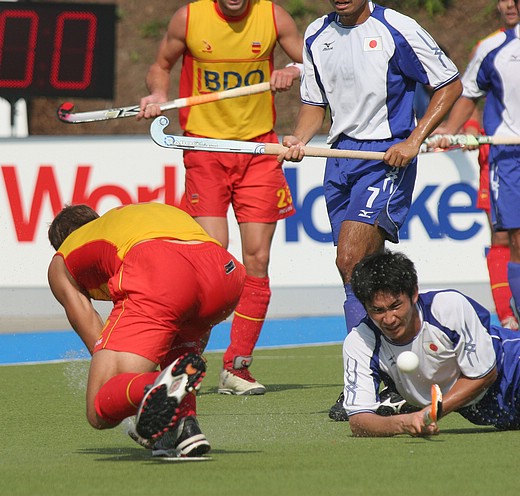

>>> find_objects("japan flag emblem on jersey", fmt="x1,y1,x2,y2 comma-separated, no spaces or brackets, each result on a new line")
364,36,382,51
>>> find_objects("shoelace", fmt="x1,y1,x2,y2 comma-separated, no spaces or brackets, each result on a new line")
228,367,256,382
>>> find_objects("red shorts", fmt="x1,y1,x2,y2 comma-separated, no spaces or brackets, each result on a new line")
93,240,246,363
476,144,491,212
181,131,295,223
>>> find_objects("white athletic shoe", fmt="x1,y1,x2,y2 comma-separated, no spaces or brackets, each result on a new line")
152,416,211,458
135,353,206,440
218,367,266,395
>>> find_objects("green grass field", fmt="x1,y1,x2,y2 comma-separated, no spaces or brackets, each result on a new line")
2,344,520,496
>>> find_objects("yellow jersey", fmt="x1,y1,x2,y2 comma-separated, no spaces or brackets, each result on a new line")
180,0,277,140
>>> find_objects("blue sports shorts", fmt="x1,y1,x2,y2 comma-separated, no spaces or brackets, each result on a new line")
489,145,520,231
323,135,417,245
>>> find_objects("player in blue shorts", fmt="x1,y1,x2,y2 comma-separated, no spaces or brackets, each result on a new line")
343,250,520,437
279,0,462,419
434,1,520,329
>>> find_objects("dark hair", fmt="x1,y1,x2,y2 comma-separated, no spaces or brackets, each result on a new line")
351,250,418,307
48,204,99,250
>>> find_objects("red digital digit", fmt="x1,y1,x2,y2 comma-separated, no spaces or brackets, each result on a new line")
50,11,97,90
0,9,38,88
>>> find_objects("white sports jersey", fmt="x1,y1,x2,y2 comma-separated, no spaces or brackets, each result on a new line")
302,2,459,143
461,24,520,136
342,290,496,417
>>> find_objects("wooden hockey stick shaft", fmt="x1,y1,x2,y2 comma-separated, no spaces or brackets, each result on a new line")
58,82,271,123
161,82,271,111
263,143,385,160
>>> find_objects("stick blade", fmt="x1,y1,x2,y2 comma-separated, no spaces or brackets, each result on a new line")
424,383,443,425
431,383,443,421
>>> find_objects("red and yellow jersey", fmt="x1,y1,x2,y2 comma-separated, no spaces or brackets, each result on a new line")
56,203,219,300
180,0,277,140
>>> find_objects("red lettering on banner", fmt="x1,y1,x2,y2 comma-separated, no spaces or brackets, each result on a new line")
137,166,178,205
2,165,64,242
2,165,181,242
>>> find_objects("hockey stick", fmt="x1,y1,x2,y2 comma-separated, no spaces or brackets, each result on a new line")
424,134,520,147
57,82,271,124
150,116,386,160
424,383,443,425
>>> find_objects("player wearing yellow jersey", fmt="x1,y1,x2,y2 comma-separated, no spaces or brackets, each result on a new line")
138,0,303,395
48,203,246,457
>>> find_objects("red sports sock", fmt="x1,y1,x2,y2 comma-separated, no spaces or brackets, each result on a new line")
487,244,514,322
95,372,158,424
223,275,271,368
178,392,197,418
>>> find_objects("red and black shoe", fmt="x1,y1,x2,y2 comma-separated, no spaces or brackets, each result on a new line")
135,353,206,440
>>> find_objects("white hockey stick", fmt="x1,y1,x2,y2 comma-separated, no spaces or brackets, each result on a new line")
424,134,520,147
150,117,386,160
57,82,271,124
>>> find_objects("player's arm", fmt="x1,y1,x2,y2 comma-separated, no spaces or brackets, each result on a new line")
384,77,463,167
432,95,480,146
441,369,497,416
349,410,439,438
137,6,188,119
271,4,304,91
279,104,327,162
48,256,104,355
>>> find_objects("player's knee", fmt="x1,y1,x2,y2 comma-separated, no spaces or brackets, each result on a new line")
86,403,117,430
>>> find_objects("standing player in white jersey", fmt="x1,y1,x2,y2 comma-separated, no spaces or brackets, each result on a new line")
278,0,462,419
343,250,520,437
434,0,520,330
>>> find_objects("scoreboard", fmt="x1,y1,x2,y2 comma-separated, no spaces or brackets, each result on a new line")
0,2,116,98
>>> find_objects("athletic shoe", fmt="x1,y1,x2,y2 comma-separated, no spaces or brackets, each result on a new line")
135,353,206,440
501,315,519,330
218,367,266,395
328,391,349,422
376,387,421,416
152,415,211,458
127,420,154,449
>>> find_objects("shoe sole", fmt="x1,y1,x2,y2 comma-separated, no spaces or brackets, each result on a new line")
152,435,211,458
217,387,266,396
136,354,206,439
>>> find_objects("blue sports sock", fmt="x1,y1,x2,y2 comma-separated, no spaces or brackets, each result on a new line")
343,283,366,334
507,262,520,318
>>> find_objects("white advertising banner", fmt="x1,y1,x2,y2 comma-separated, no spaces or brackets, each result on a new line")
0,136,487,289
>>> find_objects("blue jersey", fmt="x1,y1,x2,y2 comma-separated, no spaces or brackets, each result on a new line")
301,2,459,143
342,289,520,429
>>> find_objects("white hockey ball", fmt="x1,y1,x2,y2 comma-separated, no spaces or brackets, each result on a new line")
396,351,419,373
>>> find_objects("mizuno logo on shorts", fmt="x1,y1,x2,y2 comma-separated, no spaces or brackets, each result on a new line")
224,260,236,274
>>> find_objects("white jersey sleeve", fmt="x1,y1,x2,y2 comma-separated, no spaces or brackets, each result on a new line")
342,328,381,416
428,291,496,379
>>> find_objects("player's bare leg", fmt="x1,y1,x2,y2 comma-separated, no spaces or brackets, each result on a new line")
86,349,158,429
219,222,276,395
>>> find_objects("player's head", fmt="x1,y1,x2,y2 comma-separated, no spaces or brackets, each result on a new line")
351,250,418,307
497,0,520,28
48,204,99,250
